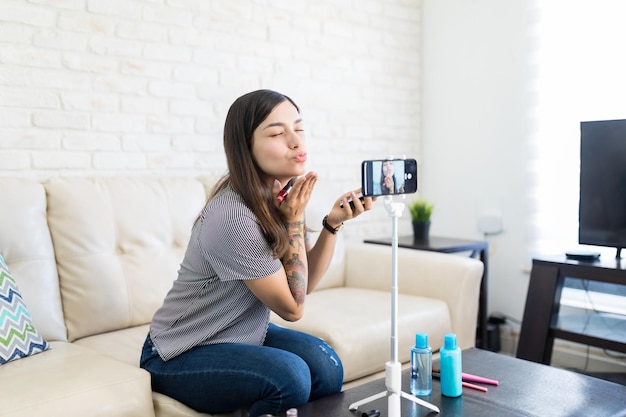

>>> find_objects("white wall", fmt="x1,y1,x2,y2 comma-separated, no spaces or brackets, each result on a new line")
3,0,588,330
422,0,535,322
0,0,422,240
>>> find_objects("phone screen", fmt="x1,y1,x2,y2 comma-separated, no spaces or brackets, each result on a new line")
361,158,418,197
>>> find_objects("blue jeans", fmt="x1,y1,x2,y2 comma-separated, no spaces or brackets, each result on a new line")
140,324,343,417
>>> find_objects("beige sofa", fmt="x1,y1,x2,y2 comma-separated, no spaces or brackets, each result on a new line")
0,176,483,417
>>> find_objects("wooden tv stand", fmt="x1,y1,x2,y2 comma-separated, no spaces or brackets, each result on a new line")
517,255,626,364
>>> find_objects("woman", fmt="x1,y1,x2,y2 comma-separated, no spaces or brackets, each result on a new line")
380,160,397,194
140,89,373,416
379,160,405,195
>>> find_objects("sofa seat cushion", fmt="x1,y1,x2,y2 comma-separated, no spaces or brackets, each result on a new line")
75,326,245,417
73,324,150,367
271,287,452,382
0,341,154,417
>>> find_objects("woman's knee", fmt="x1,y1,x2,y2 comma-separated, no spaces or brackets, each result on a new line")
255,353,311,413
276,353,312,395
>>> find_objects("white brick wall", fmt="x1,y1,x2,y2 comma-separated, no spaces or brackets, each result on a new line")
0,0,422,238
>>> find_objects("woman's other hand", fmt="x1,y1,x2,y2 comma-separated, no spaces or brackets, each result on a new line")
274,172,318,222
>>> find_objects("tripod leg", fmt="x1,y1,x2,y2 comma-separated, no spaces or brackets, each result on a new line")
348,390,388,411
400,391,440,414
388,391,401,416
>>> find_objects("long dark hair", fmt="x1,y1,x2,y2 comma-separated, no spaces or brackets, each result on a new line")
210,89,299,258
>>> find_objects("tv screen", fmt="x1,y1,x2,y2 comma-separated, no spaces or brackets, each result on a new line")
579,119,626,253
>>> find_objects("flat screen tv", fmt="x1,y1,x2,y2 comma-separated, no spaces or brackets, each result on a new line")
579,119,626,258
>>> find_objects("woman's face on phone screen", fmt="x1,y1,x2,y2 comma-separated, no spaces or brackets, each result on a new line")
383,161,394,177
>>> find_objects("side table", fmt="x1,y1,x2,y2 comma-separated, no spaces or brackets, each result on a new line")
364,235,489,349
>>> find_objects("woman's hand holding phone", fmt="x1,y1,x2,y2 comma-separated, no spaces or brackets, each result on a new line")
339,195,365,211
326,188,374,229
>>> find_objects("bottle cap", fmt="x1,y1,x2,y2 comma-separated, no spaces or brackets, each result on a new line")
444,333,457,349
415,333,428,349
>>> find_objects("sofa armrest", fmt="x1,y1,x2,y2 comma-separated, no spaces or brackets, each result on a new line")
343,243,484,349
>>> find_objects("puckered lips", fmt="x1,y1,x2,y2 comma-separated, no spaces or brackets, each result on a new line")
294,152,307,163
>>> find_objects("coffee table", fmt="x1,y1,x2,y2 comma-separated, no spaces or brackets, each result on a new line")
289,348,626,417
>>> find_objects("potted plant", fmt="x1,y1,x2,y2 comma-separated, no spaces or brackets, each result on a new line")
408,199,434,241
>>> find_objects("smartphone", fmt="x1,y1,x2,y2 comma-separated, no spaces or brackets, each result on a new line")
361,158,418,197
339,195,365,210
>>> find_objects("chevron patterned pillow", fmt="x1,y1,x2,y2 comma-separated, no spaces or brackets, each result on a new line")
0,255,50,365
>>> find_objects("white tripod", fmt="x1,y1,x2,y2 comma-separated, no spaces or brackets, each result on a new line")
348,197,440,416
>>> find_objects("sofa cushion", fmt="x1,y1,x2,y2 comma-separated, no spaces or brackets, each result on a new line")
344,243,483,350
75,327,244,417
271,287,451,382
73,324,150,367
0,178,66,342
75,326,248,417
0,255,50,364
45,177,207,341
0,341,155,417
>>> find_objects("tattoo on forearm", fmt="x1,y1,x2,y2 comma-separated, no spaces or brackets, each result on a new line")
288,232,305,252
285,220,305,252
284,220,304,232
285,253,306,306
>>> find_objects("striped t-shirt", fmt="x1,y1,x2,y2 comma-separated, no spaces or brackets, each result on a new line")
149,185,282,361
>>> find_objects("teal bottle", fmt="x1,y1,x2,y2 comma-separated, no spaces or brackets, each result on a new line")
410,333,432,396
440,333,462,397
